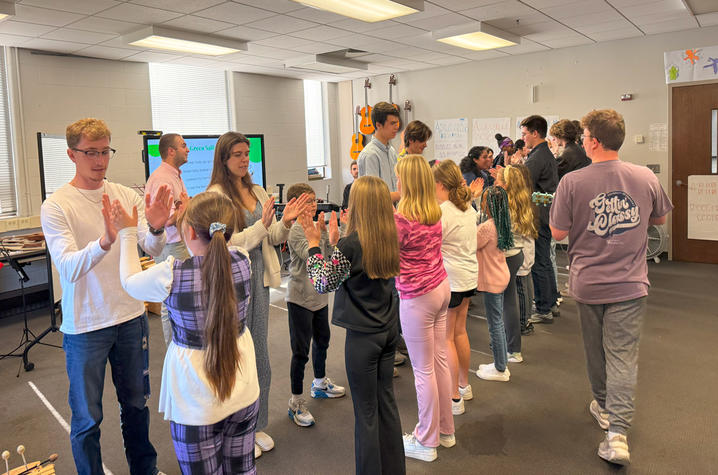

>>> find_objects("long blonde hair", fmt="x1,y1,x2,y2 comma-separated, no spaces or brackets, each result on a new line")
432,160,471,212
396,155,442,225
347,176,400,279
503,165,538,239
178,192,241,402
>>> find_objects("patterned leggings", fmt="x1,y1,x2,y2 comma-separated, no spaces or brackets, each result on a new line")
170,400,259,475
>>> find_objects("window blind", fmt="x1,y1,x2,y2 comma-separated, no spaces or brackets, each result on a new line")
303,80,327,168
0,48,17,218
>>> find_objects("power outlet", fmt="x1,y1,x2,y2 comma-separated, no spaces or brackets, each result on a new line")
647,164,660,174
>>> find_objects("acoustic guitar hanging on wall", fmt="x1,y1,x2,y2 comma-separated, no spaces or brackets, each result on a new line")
350,105,364,160
359,78,374,135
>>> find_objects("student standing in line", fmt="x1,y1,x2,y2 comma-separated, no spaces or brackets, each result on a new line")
284,183,345,428
302,176,405,475
475,186,513,382
357,101,402,203
432,160,478,416
398,120,432,159
395,155,454,463
113,192,260,475
206,131,311,458
145,133,191,346
342,161,359,209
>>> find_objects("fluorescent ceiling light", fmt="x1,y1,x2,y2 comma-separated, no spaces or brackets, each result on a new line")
122,26,247,56
0,1,15,21
291,0,423,22
285,54,368,74
433,22,519,51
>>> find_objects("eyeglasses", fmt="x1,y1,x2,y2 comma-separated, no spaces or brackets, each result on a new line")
581,134,599,143
73,148,116,159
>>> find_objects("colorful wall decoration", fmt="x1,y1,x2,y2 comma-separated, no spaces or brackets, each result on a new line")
664,46,718,84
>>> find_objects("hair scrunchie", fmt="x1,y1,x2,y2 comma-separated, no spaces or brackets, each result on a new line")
209,222,227,236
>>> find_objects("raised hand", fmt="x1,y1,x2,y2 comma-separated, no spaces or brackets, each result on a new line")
110,200,138,230
261,196,276,229
281,193,312,225
328,211,339,245
100,193,117,250
470,177,484,198
339,209,348,225
145,184,172,230
317,211,327,232
298,212,321,247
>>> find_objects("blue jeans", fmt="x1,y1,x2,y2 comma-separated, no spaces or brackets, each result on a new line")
532,222,558,314
482,292,507,372
63,314,158,475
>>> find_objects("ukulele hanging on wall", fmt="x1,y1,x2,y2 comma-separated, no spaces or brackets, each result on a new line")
359,78,374,135
350,105,364,160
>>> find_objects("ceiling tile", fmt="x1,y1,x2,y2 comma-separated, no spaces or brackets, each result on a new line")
247,14,318,34
522,0,593,7
365,23,428,40
329,18,393,33
215,25,279,41
162,14,236,33
124,50,181,62
560,10,623,28
76,44,139,60
587,28,644,42
497,38,550,54
129,0,226,14
541,35,593,48
21,0,122,15
66,17,145,35
402,13,470,30
696,12,718,26
429,0,504,10
164,56,228,68
394,3,453,24
234,0,306,14
540,0,612,19
290,25,352,41
194,2,276,24
0,33,34,47
98,35,149,50
96,3,183,23
428,55,471,65
13,4,85,27
254,34,315,49
461,1,538,21
224,53,281,66
41,28,117,44
574,18,636,34
620,0,688,18
325,35,398,53
452,48,507,61
22,37,90,52
286,6,349,23
640,16,700,33
246,43,301,59
0,20,57,37
631,10,694,25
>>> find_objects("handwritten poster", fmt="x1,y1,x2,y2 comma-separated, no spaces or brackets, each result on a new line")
515,115,560,141
472,117,511,148
648,123,668,152
687,175,718,241
434,118,468,161
665,45,718,84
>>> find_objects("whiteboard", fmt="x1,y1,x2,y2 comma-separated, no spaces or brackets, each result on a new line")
472,117,510,149
434,118,468,162
687,175,718,241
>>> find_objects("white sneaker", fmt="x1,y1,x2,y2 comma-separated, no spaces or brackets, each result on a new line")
403,433,437,462
254,443,262,459
439,433,456,448
598,432,630,465
288,396,315,427
589,400,610,430
311,377,346,399
476,363,510,382
507,352,523,363
451,397,465,415
255,431,274,452
458,384,473,401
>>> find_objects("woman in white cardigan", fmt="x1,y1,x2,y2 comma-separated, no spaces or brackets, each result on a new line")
207,131,311,458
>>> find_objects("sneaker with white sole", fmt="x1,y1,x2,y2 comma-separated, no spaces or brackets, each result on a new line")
528,312,553,324
403,433,437,462
254,443,262,459
288,397,315,427
458,384,473,401
507,352,523,363
311,377,346,399
394,352,407,366
439,433,456,448
451,397,465,415
598,432,630,465
255,431,274,452
589,400,610,430
476,363,510,382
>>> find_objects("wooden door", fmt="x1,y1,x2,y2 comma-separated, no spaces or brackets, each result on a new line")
671,83,718,263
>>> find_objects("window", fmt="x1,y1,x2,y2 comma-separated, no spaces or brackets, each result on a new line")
0,48,16,218
303,80,329,179
148,63,230,134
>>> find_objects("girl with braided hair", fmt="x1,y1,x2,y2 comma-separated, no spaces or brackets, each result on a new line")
475,186,513,382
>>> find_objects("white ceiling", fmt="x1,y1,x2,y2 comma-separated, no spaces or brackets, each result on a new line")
0,0,714,81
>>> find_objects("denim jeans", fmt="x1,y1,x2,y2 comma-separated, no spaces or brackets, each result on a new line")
532,222,558,314
63,314,158,475
482,291,507,372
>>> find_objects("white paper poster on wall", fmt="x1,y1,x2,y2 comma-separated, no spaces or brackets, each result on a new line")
472,117,511,148
515,115,560,141
434,118,468,161
648,123,668,152
687,175,718,241
664,45,718,84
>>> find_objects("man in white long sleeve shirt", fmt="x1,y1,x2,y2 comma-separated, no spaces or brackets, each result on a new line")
40,118,171,475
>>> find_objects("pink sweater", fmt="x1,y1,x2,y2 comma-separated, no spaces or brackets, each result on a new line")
394,213,447,299
476,219,509,294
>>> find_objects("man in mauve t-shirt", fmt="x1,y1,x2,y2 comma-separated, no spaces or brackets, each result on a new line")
550,109,672,466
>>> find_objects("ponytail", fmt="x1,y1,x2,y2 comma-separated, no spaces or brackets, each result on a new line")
480,186,514,251
433,159,472,212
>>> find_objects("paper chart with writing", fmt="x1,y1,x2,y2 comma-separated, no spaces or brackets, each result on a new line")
434,118,468,161
687,175,718,241
648,123,668,152
472,118,511,148
664,45,718,84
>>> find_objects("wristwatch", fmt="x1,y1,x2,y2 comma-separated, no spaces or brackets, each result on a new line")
148,222,165,235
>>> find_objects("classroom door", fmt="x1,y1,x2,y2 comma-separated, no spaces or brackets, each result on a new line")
671,82,718,264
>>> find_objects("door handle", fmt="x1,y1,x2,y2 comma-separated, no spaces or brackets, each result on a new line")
675,179,684,186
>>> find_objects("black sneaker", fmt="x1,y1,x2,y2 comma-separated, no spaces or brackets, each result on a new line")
521,323,535,336
528,312,554,324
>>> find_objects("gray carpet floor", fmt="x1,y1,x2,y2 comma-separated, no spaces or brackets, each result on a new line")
1,255,716,474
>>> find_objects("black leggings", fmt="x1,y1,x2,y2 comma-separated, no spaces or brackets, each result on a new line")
503,251,524,353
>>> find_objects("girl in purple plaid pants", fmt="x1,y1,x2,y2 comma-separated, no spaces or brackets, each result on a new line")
113,191,260,475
